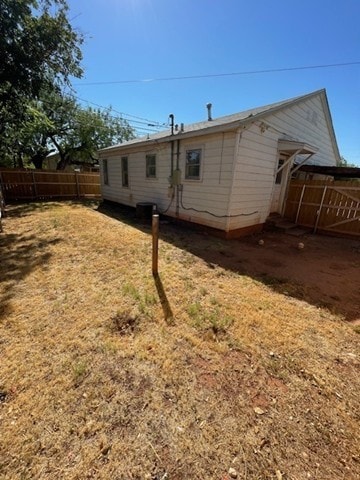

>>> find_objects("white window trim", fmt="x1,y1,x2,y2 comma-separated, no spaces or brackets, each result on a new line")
183,145,204,182
145,153,157,179
121,156,129,188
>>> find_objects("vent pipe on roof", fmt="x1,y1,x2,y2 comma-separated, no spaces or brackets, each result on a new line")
169,114,174,135
206,103,213,121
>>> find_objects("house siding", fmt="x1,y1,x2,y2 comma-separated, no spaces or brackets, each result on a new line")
176,132,236,230
263,94,338,166
227,124,279,231
225,93,339,231
99,90,340,236
100,131,238,231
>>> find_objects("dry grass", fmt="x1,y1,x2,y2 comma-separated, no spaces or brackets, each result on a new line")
0,201,359,480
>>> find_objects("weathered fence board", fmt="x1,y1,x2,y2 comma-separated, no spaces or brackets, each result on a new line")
284,179,360,237
0,169,101,202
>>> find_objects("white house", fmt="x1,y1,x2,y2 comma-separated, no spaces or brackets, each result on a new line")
98,89,340,238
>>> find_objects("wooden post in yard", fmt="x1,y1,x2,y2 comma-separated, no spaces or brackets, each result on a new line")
152,214,159,276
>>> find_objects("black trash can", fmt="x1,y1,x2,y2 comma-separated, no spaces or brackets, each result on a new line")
136,202,156,219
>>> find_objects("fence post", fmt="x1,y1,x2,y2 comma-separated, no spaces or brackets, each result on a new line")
152,214,159,276
314,186,327,233
32,171,38,199
295,184,306,224
75,171,80,198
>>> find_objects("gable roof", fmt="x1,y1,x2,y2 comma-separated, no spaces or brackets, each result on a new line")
100,89,340,160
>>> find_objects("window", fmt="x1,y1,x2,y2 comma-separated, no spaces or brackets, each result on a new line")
121,156,129,187
146,154,156,178
185,148,201,179
103,159,109,185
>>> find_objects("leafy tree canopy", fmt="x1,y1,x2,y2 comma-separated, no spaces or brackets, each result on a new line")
46,95,135,170
0,0,82,102
0,0,135,169
5,90,135,169
0,0,83,163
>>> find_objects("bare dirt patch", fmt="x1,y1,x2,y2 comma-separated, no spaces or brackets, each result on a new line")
210,230,360,324
0,201,359,480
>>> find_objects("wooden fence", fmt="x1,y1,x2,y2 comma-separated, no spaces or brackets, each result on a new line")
0,169,101,202
284,179,360,237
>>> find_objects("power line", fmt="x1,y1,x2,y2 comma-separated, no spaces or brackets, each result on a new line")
68,95,167,136
32,95,162,136
73,61,360,86
74,95,166,128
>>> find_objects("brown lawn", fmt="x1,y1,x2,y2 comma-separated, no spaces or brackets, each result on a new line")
0,201,359,480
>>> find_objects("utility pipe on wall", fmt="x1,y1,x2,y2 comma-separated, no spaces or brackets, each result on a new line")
176,139,181,217
169,113,175,182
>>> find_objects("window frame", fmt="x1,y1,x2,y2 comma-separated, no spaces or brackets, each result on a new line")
185,147,202,180
121,156,129,188
145,153,157,179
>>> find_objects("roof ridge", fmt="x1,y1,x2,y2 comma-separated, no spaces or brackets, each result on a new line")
100,89,327,152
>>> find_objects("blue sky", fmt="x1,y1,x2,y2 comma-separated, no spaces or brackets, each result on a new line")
67,0,360,165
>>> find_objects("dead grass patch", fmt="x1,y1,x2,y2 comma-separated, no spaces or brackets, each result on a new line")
0,201,359,479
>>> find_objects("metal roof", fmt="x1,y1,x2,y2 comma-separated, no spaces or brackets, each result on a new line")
100,89,330,153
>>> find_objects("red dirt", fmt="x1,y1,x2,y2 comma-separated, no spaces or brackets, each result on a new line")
240,231,360,324
176,228,360,324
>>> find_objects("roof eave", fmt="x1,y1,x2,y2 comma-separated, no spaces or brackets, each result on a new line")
98,120,246,155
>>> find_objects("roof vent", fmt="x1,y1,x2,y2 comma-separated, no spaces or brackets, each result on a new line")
206,103,213,121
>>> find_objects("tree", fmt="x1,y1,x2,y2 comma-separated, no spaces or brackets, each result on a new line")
0,1,133,169
17,100,57,169
12,90,135,170
339,156,357,168
49,102,135,170
0,0,83,164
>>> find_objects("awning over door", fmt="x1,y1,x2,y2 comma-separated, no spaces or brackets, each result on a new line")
278,139,318,155
273,139,319,215
277,139,319,176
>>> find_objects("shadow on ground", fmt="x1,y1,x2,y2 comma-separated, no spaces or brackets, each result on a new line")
97,201,360,323
0,230,61,320
4,200,98,219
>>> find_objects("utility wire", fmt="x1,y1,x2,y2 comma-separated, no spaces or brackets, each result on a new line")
30,97,160,138
74,95,166,128
65,94,166,135
74,61,360,86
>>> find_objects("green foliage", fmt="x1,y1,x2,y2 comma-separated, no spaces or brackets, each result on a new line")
0,0,83,165
187,302,234,336
50,102,135,170
339,156,357,168
0,88,135,170
0,1,134,169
